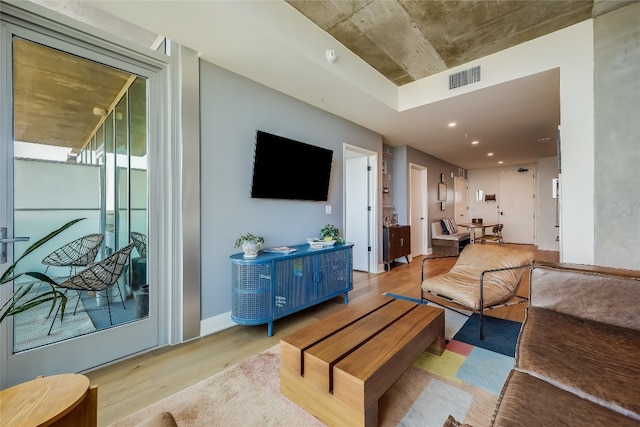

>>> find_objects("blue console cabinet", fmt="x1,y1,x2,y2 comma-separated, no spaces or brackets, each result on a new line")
230,243,353,336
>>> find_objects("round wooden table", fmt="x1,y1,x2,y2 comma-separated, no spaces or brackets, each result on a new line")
0,374,96,426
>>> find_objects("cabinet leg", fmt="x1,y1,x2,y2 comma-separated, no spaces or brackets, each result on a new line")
343,292,349,304
268,321,273,337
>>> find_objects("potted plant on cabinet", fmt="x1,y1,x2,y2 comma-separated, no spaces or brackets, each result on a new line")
319,224,345,244
235,233,264,258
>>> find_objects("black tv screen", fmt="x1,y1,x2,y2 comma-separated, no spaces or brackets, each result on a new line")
250,131,333,201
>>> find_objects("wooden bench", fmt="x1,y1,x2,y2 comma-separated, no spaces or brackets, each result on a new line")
431,222,470,256
280,294,445,426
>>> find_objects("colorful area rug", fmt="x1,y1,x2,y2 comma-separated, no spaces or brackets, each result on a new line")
452,313,522,357
111,311,519,426
383,292,522,357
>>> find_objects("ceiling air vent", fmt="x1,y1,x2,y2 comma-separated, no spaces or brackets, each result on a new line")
449,65,481,90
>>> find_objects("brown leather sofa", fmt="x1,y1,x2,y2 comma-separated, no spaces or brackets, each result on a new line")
489,262,640,426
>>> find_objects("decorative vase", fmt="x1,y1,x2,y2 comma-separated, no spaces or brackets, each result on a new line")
242,242,261,258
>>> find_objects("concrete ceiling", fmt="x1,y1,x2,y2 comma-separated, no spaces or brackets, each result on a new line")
13,38,132,153
285,0,594,86
28,0,634,169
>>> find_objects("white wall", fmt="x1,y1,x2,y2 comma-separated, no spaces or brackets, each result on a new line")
468,160,558,249
467,169,502,224
13,159,101,274
537,157,560,251
400,20,595,264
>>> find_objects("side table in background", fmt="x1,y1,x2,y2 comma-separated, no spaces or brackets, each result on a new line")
0,373,97,426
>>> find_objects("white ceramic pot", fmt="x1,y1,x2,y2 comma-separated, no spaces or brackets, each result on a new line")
242,242,261,258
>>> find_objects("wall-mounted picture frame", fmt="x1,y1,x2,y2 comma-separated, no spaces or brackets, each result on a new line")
438,183,447,201
440,201,446,211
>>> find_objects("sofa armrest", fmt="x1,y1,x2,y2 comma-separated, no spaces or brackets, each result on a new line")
530,261,640,331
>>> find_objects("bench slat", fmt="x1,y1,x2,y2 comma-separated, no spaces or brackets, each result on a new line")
280,294,394,376
333,305,444,412
303,299,417,391
280,296,445,427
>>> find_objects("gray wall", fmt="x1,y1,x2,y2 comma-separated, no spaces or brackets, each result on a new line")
594,2,640,269
391,145,466,245
199,61,382,319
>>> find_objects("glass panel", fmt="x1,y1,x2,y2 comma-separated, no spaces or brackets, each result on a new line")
129,77,148,305
10,37,149,352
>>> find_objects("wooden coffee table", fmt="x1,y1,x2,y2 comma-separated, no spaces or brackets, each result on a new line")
280,294,444,426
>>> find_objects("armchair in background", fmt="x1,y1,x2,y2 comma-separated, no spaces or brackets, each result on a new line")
130,232,147,291
421,244,533,339
48,243,135,334
42,233,104,276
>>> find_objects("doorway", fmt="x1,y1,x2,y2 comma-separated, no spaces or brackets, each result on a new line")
344,145,377,273
410,164,427,257
498,169,536,244
0,9,168,387
454,176,469,225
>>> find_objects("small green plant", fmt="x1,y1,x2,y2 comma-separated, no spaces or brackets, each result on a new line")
0,218,85,324
319,224,344,243
234,233,265,248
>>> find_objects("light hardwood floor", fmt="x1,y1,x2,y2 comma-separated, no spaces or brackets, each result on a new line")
87,244,558,426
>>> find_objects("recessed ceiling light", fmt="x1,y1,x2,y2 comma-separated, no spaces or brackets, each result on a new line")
448,122,456,127
498,161,504,164
471,140,479,145
487,152,494,157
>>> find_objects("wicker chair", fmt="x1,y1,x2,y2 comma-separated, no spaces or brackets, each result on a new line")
48,243,135,334
130,232,147,258
42,233,104,275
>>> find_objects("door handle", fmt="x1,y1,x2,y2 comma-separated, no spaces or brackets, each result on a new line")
0,227,30,264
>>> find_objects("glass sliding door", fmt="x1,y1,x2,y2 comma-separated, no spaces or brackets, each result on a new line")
1,11,165,387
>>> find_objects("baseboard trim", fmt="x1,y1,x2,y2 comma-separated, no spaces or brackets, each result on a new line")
200,311,236,337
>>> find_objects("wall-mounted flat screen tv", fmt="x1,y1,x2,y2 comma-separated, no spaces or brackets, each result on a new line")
251,130,333,201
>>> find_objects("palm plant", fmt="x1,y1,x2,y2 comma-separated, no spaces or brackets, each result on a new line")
0,218,84,323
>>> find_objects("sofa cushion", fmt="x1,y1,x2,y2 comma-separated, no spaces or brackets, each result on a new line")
491,370,636,426
440,218,458,235
530,263,640,331
431,222,470,241
422,244,533,309
516,307,640,420
434,233,469,241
